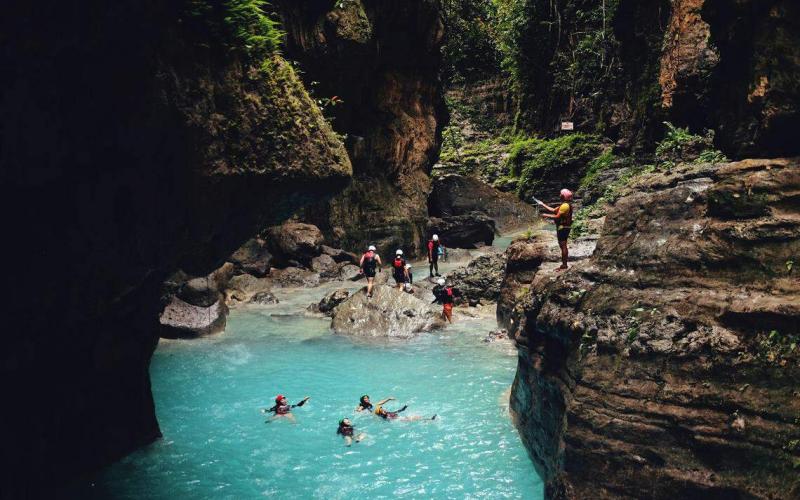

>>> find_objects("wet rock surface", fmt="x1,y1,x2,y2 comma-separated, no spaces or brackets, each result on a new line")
507,158,800,499
331,284,445,338
311,288,351,316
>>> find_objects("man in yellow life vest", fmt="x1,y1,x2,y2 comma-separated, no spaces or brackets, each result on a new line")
540,188,573,271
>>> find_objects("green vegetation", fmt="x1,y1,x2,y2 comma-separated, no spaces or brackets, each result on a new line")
507,133,602,199
188,0,283,64
756,330,798,363
442,0,503,84
654,122,728,169
580,148,615,190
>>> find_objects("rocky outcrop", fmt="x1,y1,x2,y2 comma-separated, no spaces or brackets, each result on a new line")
274,0,446,256
427,213,496,249
266,221,325,267
159,297,228,338
331,285,445,338
311,288,351,316
1,1,351,493
447,253,507,306
229,238,273,277
429,175,537,232
508,158,800,498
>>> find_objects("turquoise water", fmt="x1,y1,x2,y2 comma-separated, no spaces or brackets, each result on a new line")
79,300,543,499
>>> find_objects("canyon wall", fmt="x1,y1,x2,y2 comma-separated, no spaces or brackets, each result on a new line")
274,0,446,256
503,0,800,158
0,1,350,495
503,159,800,498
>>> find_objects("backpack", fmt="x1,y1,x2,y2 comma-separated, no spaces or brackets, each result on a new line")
393,257,404,269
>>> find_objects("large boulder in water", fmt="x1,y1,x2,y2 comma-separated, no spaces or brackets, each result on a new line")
429,174,537,232
331,285,445,338
159,296,228,338
312,288,351,316
266,221,324,267
427,212,495,249
447,253,507,305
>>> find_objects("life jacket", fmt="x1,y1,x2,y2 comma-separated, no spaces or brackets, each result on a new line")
275,403,290,415
444,287,455,304
362,251,377,271
338,425,354,437
393,256,405,270
428,240,440,252
558,203,573,229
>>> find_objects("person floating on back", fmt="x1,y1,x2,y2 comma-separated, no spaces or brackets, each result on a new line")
375,404,436,422
428,234,442,278
539,189,573,271
432,278,460,323
359,245,382,298
262,394,310,424
392,249,407,290
355,394,395,412
337,418,365,446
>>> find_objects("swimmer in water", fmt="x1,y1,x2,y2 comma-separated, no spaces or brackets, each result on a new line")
355,394,395,413
374,404,436,422
261,394,310,423
337,418,366,446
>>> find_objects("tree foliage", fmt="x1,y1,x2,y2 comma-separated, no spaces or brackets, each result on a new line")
441,0,504,84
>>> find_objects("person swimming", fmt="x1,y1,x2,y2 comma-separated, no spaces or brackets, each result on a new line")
374,404,436,421
337,418,365,446
355,394,395,412
262,394,310,423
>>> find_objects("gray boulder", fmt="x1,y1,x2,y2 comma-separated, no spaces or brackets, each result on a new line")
251,291,279,305
268,266,321,288
225,274,273,305
313,288,350,316
159,297,228,338
331,285,445,338
447,253,507,305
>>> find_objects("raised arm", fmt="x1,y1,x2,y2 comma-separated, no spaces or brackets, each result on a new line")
376,397,395,406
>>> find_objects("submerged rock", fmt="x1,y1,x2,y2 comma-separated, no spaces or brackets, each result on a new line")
427,212,495,249
225,274,273,305
159,297,228,338
331,285,445,338
312,288,350,316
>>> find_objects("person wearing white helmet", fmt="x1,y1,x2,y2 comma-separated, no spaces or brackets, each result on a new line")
539,188,574,271
391,249,407,289
427,234,442,278
359,244,382,297
431,277,460,323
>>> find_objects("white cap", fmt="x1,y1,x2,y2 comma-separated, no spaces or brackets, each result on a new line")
437,278,445,285
396,249,403,255
432,234,439,241
368,245,376,251
405,264,411,269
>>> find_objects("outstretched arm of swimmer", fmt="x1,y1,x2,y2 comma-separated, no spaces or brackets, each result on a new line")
261,404,277,414
376,397,395,406
291,396,311,408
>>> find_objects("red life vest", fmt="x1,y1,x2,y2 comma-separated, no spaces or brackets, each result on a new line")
446,287,453,297
393,256,405,269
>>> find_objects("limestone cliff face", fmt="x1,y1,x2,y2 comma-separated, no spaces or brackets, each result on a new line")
274,0,446,256
503,159,800,498
0,1,350,494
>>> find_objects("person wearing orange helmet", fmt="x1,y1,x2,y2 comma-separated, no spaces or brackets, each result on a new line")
539,188,574,271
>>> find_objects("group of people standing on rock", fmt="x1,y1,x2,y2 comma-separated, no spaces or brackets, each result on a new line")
263,394,436,446
357,233,458,322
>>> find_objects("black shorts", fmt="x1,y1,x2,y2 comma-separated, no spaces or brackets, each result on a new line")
393,271,404,283
557,228,571,242
364,268,376,278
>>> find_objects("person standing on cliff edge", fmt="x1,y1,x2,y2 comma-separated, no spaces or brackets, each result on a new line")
538,188,573,271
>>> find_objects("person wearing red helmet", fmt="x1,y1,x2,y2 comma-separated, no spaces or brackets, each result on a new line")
539,188,574,271
261,394,310,423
